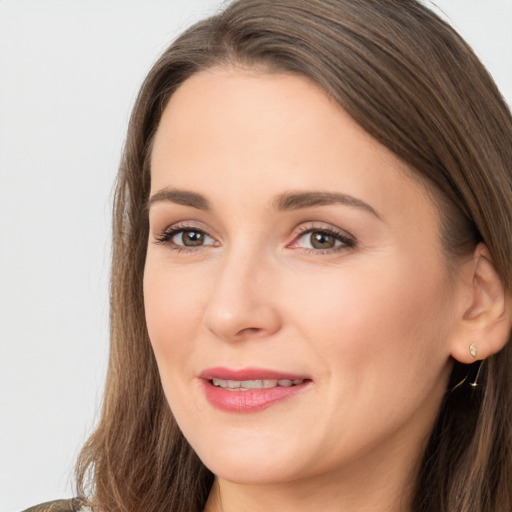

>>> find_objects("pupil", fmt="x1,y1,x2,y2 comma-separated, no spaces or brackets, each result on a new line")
311,232,334,249
183,230,204,246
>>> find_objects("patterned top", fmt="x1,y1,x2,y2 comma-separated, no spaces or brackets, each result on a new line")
22,498,91,512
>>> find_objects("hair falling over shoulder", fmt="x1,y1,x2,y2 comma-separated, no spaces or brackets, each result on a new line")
75,1,512,511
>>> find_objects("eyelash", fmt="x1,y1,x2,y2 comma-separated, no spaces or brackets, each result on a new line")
153,223,216,253
153,223,356,254
290,225,356,254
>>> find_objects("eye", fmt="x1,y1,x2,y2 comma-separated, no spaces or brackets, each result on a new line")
154,225,217,249
290,226,355,253
173,229,209,247
306,231,339,250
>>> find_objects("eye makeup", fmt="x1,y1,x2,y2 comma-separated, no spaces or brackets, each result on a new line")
152,218,356,257
288,225,356,254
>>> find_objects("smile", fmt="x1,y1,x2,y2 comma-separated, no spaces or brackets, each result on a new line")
211,378,305,390
200,368,312,412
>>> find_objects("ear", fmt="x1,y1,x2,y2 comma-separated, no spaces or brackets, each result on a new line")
450,243,511,364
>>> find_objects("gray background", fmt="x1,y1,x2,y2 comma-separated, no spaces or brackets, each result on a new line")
1,1,511,511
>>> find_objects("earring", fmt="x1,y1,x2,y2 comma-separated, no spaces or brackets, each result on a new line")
450,343,483,392
469,360,484,388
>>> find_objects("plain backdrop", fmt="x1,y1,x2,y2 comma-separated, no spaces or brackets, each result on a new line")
0,1,511,511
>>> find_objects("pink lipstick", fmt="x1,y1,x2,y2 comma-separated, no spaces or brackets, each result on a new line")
199,367,312,412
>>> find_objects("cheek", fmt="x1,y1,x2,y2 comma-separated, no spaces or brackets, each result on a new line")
143,257,207,375
275,254,453,468
143,258,214,430
288,253,453,393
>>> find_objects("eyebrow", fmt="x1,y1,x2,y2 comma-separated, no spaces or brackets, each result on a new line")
148,188,210,210
148,187,381,219
272,191,381,219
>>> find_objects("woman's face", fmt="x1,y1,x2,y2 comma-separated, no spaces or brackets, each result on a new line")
144,69,460,486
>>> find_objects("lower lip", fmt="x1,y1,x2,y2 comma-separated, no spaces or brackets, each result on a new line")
202,380,311,412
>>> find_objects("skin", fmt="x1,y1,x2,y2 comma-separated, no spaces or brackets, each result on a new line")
144,69,481,511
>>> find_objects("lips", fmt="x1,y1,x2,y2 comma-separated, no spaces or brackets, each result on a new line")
211,377,305,389
199,367,312,412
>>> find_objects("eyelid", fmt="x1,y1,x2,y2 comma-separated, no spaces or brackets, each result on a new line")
151,219,355,254
153,221,219,248
287,222,356,253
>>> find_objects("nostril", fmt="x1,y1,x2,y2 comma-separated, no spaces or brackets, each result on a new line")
239,327,261,335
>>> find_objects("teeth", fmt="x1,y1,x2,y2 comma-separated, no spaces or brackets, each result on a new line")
211,378,305,390
241,379,277,388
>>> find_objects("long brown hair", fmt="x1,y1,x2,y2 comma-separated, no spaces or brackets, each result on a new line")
76,1,512,510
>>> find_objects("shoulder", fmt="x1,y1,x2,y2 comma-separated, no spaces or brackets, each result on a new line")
21,498,91,512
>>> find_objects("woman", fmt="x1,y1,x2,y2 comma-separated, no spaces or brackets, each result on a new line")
25,0,512,511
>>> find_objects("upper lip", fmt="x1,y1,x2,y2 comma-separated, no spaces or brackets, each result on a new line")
199,367,311,381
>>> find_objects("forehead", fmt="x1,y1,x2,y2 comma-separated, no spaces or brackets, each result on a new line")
152,69,412,180
150,68,435,225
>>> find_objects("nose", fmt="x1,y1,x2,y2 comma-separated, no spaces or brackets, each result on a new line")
202,250,282,342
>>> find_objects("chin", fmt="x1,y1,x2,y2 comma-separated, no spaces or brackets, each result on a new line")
188,428,307,484
203,455,300,485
